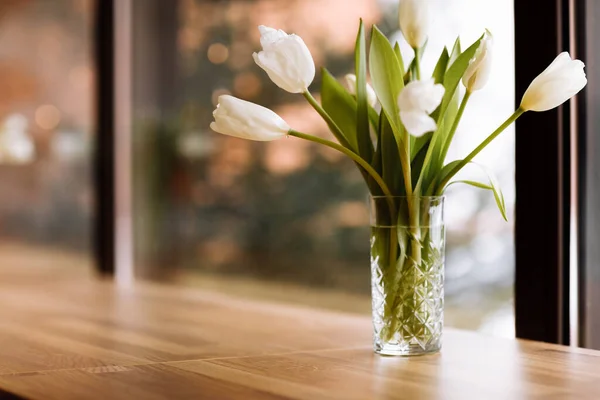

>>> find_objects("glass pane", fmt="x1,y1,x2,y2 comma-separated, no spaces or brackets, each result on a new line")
0,0,95,270
132,0,515,336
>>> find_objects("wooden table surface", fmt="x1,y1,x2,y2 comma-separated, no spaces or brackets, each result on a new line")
0,263,599,399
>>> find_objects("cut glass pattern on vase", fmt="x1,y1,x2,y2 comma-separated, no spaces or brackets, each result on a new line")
370,196,445,356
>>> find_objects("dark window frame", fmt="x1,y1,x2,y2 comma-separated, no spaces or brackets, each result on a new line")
514,0,572,345
94,0,115,275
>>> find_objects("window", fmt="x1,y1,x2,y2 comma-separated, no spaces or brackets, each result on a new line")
129,0,516,335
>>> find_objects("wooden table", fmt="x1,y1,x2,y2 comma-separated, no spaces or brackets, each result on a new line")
0,264,599,399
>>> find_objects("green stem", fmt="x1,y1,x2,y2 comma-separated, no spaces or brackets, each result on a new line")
413,47,422,80
436,108,526,194
302,91,354,151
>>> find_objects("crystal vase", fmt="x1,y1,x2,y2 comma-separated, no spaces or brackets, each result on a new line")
370,196,445,356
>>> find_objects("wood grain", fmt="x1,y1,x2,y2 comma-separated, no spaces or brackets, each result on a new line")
0,262,599,399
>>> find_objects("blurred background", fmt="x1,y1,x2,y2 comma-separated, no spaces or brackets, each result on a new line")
0,0,515,336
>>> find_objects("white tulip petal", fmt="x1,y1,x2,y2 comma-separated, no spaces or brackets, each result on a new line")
398,79,444,114
400,110,437,137
253,26,315,93
258,25,287,49
211,95,290,141
398,79,443,136
521,52,587,111
462,32,493,92
543,52,572,75
399,0,430,49
344,74,378,107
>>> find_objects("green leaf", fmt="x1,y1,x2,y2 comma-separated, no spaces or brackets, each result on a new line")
432,48,450,84
379,112,404,195
414,126,445,194
369,26,413,194
443,162,508,221
476,163,508,221
369,26,404,138
415,48,461,193
437,81,462,164
418,36,482,192
411,132,432,160
438,34,483,118
446,180,493,190
448,37,462,69
368,106,380,133
354,19,373,163
370,119,383,196
416,37,479,192
393,42,406,77
320,68,358,151
429,159,463,195
410,143,429,185
424,84,460,186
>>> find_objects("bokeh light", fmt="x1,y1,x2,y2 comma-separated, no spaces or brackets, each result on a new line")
35,104,61,130
207,43,229,64
233,72,262,98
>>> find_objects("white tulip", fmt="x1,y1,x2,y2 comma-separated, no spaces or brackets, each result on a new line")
463,31,493,92
344,74,378,107
399,0,430,49
210,95,290,141
252,25,315,93
398,79,445,137
520,52,587,112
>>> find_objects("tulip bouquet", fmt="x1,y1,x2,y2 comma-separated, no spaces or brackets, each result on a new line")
211,0,586,355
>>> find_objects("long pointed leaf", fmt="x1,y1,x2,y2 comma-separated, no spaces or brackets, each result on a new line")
437,83,462,165
433,34,483,122
411,144,429,185
432,48,450,84
368,106,380,133
446,180,493,190
418,36,482,193
321,68,358,151
474,163,508,221
441,162,508,221
426,85,460,185
393,42,405,76
371,114,384,196
429,159,463,195
380,112,404,195
448,37,462,69
369,26,404,137
354,19,373,162
411,132,432,160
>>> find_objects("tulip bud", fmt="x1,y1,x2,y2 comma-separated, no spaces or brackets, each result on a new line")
252,26,315,94
344,74,378,107
399,0,430,49
398,79,445,137
520,52,587,112
462,30,493,92
210,95,290,141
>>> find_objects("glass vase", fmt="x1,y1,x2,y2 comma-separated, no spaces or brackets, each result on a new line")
370,196,445,356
